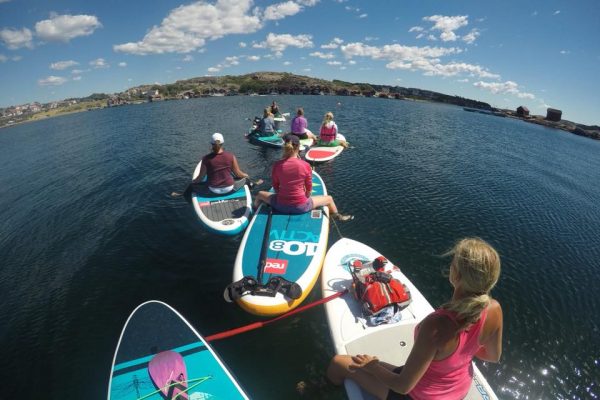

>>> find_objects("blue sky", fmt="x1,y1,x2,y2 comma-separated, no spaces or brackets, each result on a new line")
1,0,599,125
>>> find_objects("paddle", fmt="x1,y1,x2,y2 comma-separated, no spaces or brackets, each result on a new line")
256,205,273,285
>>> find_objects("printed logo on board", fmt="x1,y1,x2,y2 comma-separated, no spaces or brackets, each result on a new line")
264,258,288,274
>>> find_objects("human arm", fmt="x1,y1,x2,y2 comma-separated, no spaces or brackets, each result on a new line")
192,163,207,183
272,164,280,193
304,164,312,197
350,315,441,394
475,300,503,362
231,156,249,179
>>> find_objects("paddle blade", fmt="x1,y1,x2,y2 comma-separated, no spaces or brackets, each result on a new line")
148,350,188,399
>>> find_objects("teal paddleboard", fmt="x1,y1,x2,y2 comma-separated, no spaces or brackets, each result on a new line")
108,301,248,400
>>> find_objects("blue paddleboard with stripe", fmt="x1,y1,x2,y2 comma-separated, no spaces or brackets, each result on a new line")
232,171,330,316
108,301,248,400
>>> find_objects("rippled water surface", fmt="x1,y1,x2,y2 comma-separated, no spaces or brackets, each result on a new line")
1,96,599,399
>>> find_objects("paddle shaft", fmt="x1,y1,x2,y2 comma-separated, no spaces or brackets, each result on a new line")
206,288,349,342
256,206,273,284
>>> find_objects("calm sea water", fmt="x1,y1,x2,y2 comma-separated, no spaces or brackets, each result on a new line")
1,96,599,399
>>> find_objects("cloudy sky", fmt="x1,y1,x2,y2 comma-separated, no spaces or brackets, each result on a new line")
1,0,598,124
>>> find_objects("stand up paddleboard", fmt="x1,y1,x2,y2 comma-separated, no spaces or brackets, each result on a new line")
191,161,252,236
321,238,499,400
304,134,346,163
108,300,248,400
227,171,330,316
247,131,285,148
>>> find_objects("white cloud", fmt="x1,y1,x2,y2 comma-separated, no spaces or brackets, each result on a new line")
118,62,127,67
247,55,260,61
239,41,247,48
89,58,109,68
327,61,342,66
310,51,335,59
462,29,480,44
340,41,499,79
114,0,261,55
73,75,82,81
264,1,302,21
50,60,79,70
283,61,292,65
553,10,561,15
303,68,311,71
358,13,368,18
473,80,534,99
35,14,102,42
321,37,343,49
348,60,356,64
182,55,194,62
427,34,437,41
532,11,538,16
423,15,468,42
38,75,67,86
71,69,83,74
0,27,33,49
364,36,378,42
253,33,313,56
297,0,319,5
207,66,219,72
560,50,570,55
457,78,469,83
409,26,424,33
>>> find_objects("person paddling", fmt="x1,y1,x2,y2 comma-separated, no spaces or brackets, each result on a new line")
327,237,503,399
318,111,348,148
254,134,353,221
290,107,317,142
255,108,276,137
192,133,251,194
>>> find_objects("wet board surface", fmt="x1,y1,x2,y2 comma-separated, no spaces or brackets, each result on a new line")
108,301,249,400
321,238,499,400
232,171,329,316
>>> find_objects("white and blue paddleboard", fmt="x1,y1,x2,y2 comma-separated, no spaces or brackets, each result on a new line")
321,239,499,400
231,171,330,316
191,161,252,236
246,130,284,149
108,300,249,400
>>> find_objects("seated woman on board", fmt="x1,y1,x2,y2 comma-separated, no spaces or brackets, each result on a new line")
318,111,348,148
192,133,250,194
270,101,280,117
290,107,317,141
327,237,504,400
253,134,353,221
255,108,276,137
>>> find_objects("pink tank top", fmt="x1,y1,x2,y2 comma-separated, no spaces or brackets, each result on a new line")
409,307,487,400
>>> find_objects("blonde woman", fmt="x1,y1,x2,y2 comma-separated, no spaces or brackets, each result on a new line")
318,112,348,148
254,134,353,220
327,238,504,399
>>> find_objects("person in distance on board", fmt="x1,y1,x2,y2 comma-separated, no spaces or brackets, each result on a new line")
290,107,317,142
318,111,348,148
255,107,276,137
253,134,353,221
270,100,280,116
192,133,252,194
327,237,504,399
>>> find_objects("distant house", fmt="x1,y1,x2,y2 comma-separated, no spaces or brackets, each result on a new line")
546,108,562,122
516,106,530,117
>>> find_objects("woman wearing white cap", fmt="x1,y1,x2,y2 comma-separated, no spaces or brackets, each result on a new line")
192,133,250,194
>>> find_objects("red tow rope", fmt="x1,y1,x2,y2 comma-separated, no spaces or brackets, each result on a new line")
205,289,349,342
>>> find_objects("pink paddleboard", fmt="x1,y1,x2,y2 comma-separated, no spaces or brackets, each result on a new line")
148,350,188,399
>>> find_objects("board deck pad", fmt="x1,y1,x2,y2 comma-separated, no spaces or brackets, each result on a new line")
108,301,248,400
232,171,329,316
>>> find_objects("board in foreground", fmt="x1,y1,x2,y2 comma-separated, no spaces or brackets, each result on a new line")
321,238,498,400
108,301,248,400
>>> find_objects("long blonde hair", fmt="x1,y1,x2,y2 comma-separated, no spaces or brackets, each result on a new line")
263,108,273,118
441,237,501,328
322,112,334,126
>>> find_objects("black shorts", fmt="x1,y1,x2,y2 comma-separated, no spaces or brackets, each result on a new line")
292,132,309,140
386,367,412,400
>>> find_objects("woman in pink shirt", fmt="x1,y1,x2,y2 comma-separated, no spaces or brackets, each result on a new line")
254,134,352,221
327,237,504,399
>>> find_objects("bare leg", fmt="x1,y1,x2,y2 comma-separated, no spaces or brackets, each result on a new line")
253,191,272,209
326,355,395,400
311,195,337,214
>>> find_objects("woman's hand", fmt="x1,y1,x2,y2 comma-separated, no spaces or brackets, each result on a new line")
350,354,379,372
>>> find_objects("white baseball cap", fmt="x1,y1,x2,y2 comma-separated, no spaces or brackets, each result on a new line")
211,132,224,144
